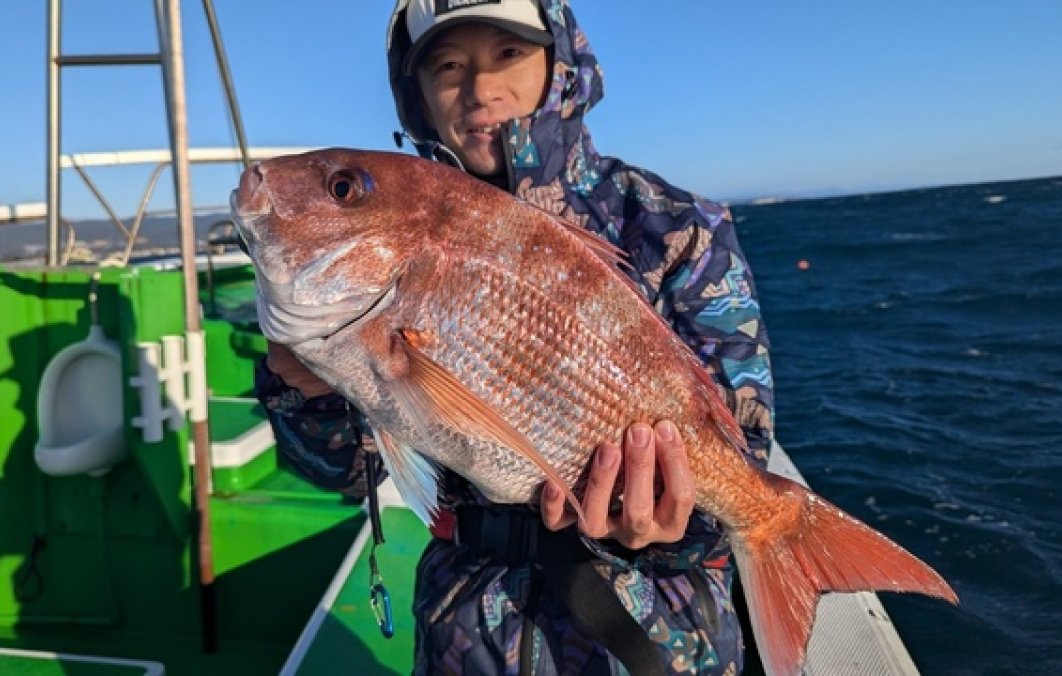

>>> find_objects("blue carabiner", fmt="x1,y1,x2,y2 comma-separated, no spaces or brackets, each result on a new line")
370,582,395,639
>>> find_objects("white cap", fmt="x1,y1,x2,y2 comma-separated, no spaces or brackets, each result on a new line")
401,0,552,74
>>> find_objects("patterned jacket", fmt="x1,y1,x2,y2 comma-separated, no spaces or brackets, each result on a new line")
256,1,774,673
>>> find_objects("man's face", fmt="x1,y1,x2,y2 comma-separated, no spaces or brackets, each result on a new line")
415,23,550,181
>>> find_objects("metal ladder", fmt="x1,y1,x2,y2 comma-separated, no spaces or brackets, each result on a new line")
43,0,250,652
44,0,249,267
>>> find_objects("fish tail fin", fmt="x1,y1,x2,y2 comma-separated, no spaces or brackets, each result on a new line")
732,473,958,676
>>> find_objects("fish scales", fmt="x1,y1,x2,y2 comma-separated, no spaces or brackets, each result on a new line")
396,254,653,501
234,148,958,676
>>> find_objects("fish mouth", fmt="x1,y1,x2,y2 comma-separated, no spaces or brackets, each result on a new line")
230,188,270,226
230,163,274,246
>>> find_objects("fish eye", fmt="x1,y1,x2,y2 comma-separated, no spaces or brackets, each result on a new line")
328,171,364,203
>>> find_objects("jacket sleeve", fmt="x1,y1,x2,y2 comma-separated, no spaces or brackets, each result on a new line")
254,357,383,498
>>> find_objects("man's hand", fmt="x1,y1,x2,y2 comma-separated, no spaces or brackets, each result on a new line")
266,341,335,399
540,420,696,550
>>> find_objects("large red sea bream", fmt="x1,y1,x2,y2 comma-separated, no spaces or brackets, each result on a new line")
232,148,957,676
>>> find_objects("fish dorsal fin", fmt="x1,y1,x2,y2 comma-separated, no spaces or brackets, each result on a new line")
686,353,749,454
536,206,748,455
550,214,630,270
520,201,629,270
392,328,587,524
371,426,440,524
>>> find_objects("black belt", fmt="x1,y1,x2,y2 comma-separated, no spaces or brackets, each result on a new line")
453,506,666,676
454,505,592,565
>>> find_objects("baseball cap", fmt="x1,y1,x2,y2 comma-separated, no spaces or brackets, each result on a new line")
400,0,553,75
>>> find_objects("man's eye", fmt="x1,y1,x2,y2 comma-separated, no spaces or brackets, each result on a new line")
426,60,463,80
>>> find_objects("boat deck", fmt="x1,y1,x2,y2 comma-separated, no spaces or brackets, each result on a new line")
282,499,430,675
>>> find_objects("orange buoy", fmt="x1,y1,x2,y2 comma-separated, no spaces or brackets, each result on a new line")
797,259,810,270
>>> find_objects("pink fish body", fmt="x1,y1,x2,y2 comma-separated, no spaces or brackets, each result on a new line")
233,148,957,676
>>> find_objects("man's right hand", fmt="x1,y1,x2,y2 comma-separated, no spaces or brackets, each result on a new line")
266,341,335,399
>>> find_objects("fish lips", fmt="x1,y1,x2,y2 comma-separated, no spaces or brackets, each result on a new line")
233,162,272,223
230,189,270,256
229,187,304,291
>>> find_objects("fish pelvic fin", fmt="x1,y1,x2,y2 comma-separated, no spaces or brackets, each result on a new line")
371,427,440,524
732,472,958,676
393,328,587,523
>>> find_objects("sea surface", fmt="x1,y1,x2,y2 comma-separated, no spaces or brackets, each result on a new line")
732,176,1062,675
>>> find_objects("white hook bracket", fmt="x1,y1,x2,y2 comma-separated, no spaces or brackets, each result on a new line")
130,331,208,443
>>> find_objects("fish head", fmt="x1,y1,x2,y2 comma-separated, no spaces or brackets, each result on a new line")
231,148,426,346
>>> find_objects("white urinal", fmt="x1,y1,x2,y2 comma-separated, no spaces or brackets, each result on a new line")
35,323,129,477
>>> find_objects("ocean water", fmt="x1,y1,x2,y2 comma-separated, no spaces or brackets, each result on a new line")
732,176,1062,675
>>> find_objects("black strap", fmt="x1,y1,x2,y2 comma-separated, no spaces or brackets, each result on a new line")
539,561,666,676
365,451,385,546
519,569,542,676
455,506,665,676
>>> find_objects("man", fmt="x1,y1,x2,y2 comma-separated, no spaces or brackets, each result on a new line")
257,1,774,673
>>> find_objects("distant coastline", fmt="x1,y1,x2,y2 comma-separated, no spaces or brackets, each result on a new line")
0,209,232,266
3,173,1059,265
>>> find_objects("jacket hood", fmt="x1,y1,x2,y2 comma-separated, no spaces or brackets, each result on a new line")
386,0,604,188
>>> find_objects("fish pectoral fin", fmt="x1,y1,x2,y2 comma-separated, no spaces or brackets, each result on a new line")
393,329,587,524
372,427,440,524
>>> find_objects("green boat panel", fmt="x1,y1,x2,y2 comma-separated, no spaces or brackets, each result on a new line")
206,397,268,446
211,441,276,493
1,264,413,674
114,266,194,542
200,263,265,399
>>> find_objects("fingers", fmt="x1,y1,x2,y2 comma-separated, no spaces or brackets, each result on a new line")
266,340,334,398
578,442,622,538
652,420,696,542
540,481,574,531
617,423,657,549
541,442,621,534
540,419,695,551
265,340,296,372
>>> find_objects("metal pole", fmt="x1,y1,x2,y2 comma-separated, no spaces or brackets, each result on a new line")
46,0,61,266
58,53,162,66
156,0,218,653
201,0,250,170
154,0,175,142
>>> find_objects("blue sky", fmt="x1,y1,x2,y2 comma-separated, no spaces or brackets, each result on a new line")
1,1,1060,219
